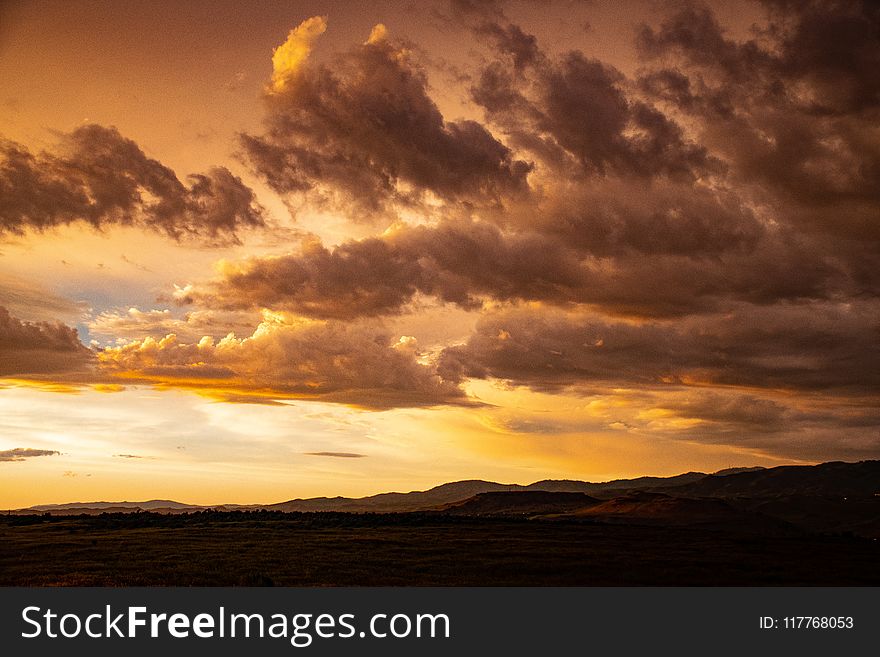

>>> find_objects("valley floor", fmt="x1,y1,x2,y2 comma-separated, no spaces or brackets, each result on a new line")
1,513,878,586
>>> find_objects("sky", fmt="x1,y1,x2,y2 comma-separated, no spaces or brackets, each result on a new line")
0,0,878,507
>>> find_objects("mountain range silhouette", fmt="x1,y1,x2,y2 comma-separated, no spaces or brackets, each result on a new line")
14,460,880,538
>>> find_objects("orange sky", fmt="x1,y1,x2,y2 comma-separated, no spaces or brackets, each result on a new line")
1,0,877,507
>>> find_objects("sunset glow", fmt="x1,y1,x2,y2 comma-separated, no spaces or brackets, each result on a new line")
1,0,878,508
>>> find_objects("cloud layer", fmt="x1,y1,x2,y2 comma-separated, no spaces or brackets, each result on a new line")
184,4,878,323
0,306,93,376
243,18,531,214
438,302,880,394
1,125,264,243
96,313,465,409
0,448,61,462
2,3,878,462
180,6,878,455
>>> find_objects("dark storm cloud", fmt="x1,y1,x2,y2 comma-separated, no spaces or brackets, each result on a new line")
629,388,880,461
185,221,585,318
242,24,531,215
0,306,93,376
537,53,712,178
470,45,715,179
438,302,880,394
0,448,60,462
528,179,765,257
656,392,798,433
471,1,878,298
184,213,846,320
636,4,774,82
209,2,877,321
457,11,861,306
197,237,427,318
0,125,264,242
474,21,540,71
636,1,880,247
184,7,867,325
639,1,880,115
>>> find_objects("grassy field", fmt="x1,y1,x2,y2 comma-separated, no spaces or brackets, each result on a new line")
1,512,878,586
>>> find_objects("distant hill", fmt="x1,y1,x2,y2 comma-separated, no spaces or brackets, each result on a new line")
550,491,795,534
662,460,880,498
712,466,766,477
12,460,879,517
426,488,798,535
28,500,202,512
260,474,712,513
264,480,518,513
436,491,599,516
737,495,880,539
521,472,707,496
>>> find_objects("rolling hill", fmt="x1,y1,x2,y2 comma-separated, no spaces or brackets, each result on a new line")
436,491,600,516
12,461,878,524
661,460,880,498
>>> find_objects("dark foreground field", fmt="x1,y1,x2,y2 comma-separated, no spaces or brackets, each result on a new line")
2,512,878,586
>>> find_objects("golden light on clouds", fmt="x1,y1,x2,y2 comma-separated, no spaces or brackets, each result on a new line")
1,0,878,506
270,15,327,92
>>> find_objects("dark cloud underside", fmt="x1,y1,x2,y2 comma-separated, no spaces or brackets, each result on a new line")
0,306,93,376
0,125,264,243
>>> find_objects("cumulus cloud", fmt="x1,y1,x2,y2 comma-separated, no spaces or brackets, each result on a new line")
0,124,265,242
0,305,465,408
0,306,93,376
464,1,878,304
173,2,875,326
270,15,328,92
242,17,531,216
88,307,260,344
0,448,60,462
96,313,465,408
